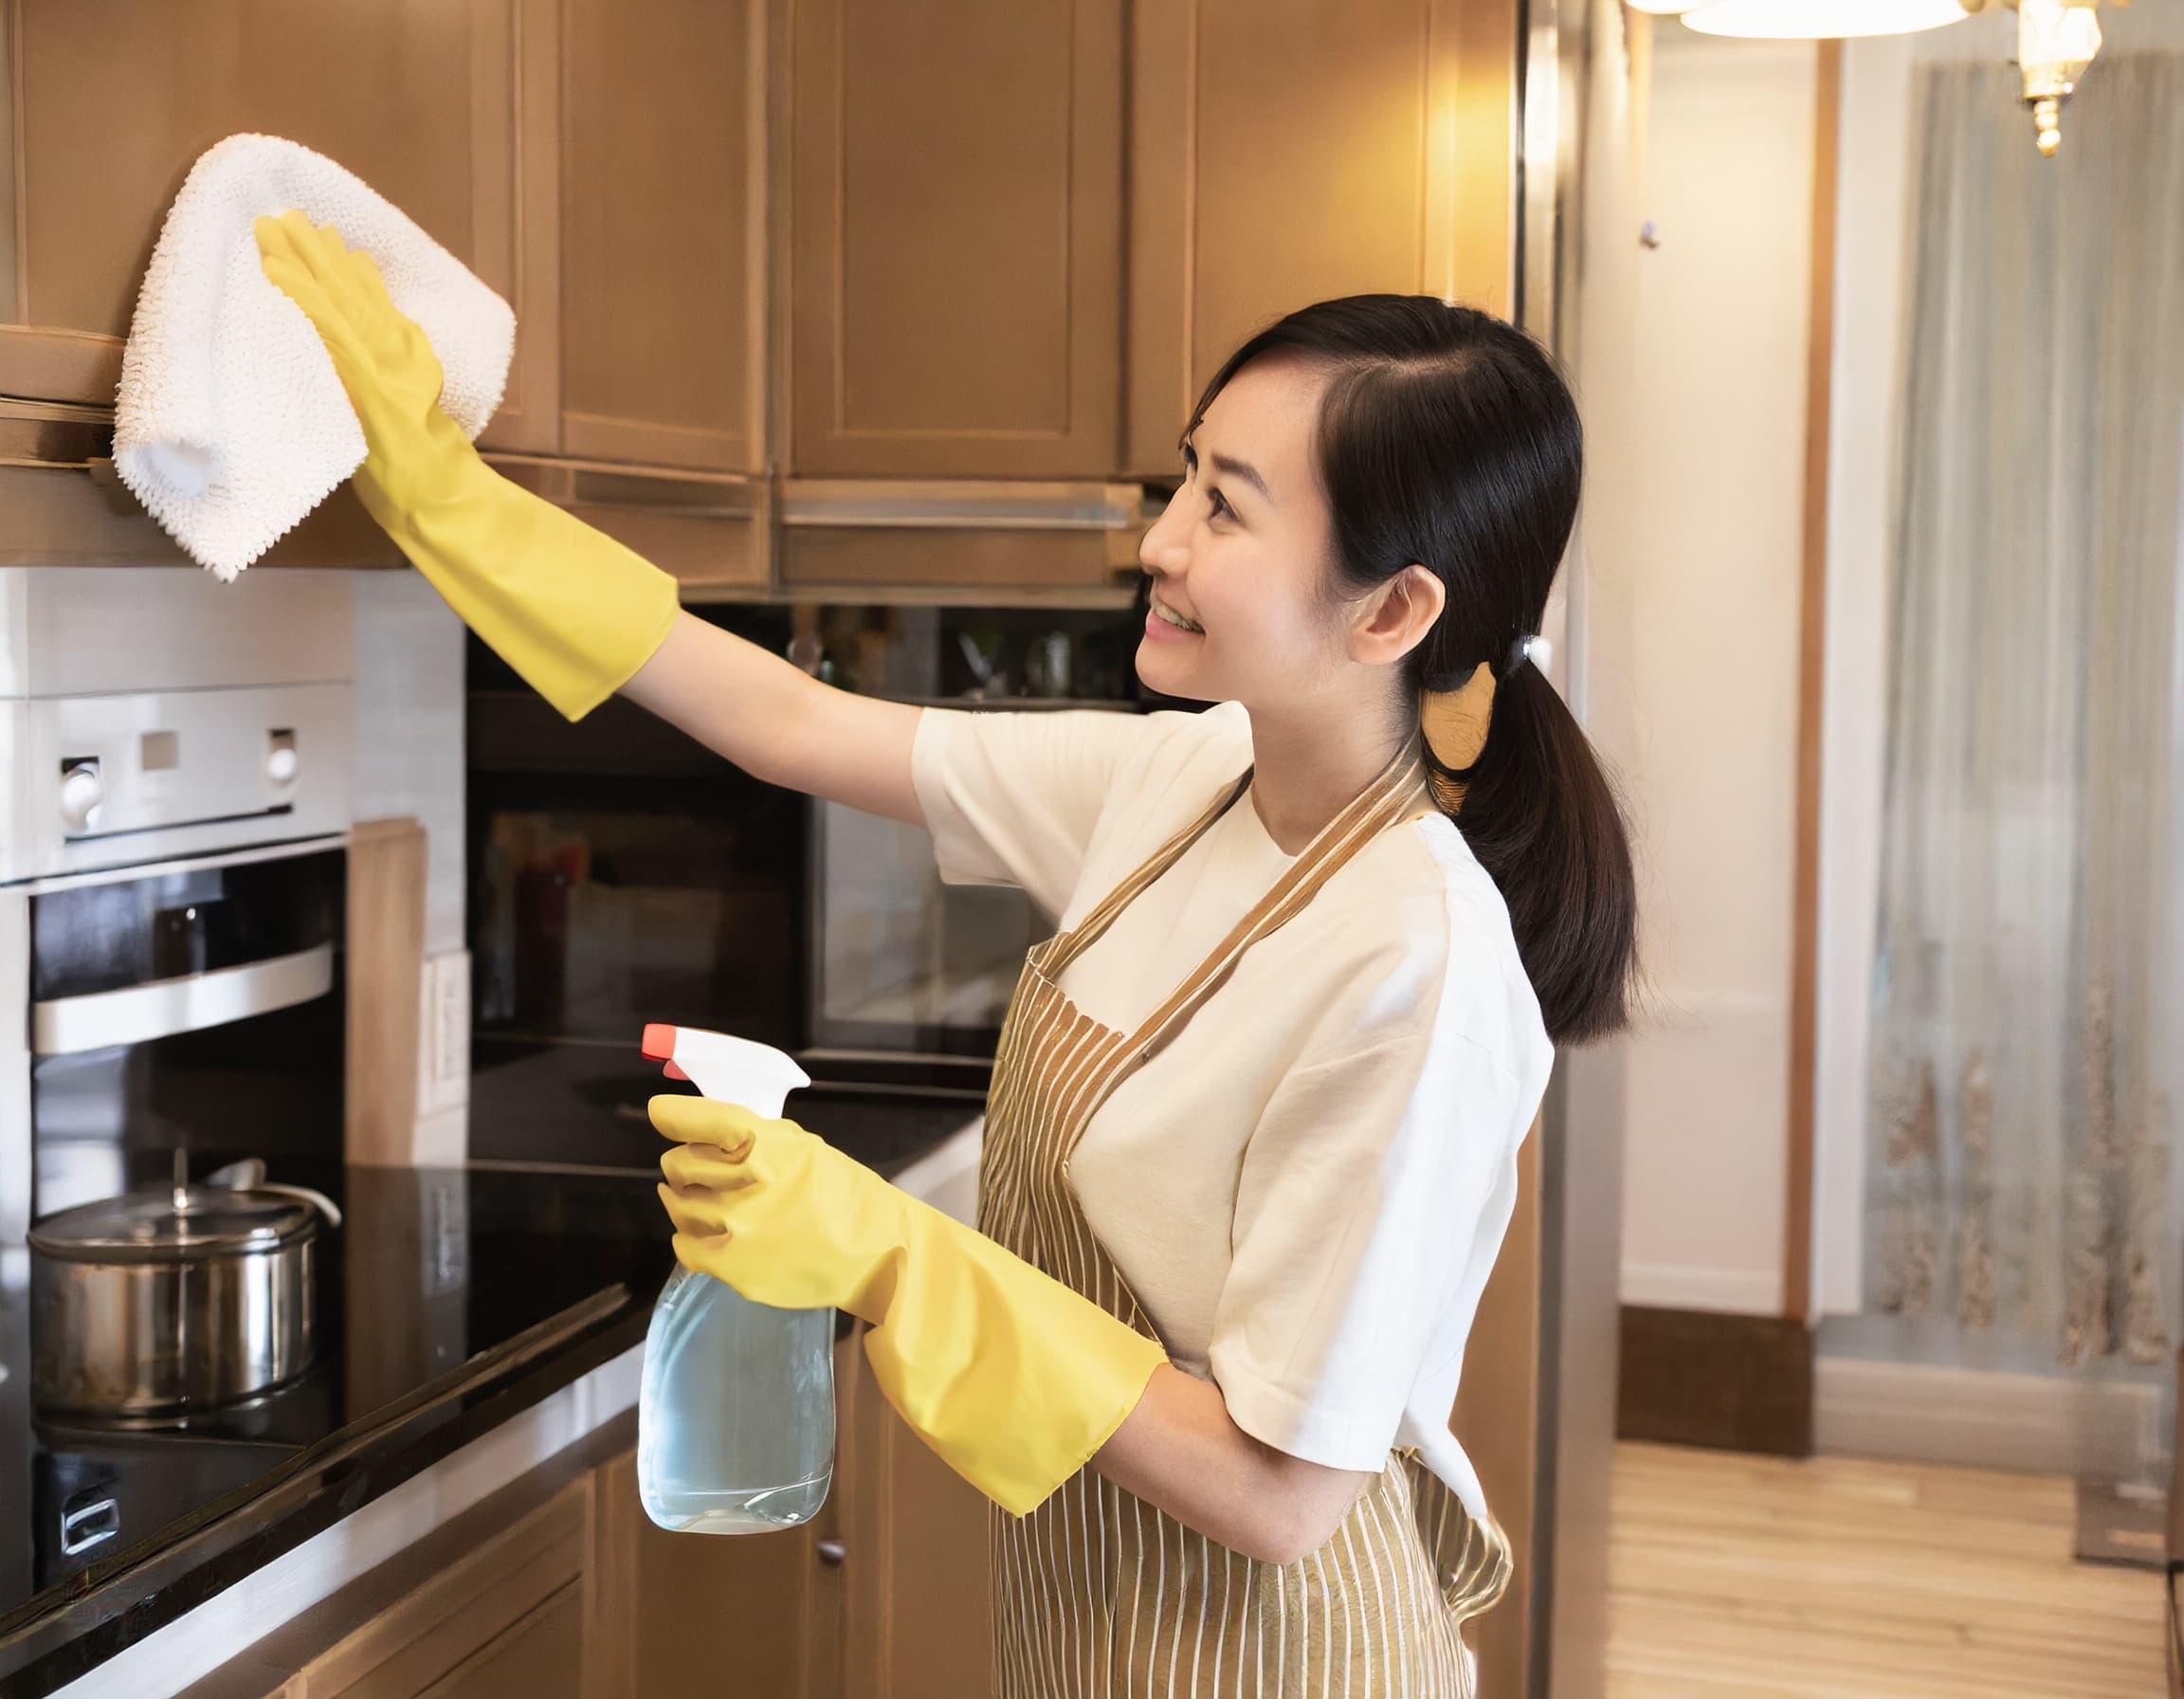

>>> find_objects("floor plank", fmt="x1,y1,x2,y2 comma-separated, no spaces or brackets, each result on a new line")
1607,1442,2170,1698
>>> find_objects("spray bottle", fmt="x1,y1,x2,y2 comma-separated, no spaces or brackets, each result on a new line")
635,1022,835,1533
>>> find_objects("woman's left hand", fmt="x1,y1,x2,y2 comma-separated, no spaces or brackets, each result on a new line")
651,1093,1168,1518
654,1096,901,1321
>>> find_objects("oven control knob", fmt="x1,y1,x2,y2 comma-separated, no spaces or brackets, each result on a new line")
59,762,103,833
265,744,300,786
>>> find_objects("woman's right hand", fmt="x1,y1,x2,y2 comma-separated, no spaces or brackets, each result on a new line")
258,210,922,813
254,210,473,531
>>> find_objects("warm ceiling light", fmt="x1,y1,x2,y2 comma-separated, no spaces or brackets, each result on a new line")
2015,0,2103,154
1681,0,1973,37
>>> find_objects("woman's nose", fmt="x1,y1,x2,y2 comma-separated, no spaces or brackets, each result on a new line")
1138,491,1191,573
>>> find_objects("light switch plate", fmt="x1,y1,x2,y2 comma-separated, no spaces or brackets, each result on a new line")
417,952,471,1117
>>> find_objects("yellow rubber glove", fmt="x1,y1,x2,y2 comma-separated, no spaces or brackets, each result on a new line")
653,1096,1167,1518
253,210,677,721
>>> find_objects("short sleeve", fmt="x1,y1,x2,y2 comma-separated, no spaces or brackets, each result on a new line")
1206,1010,1528,1474
911,707,1153,916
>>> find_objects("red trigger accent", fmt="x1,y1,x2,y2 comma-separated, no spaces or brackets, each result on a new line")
663,1060,691,1082
640,1022,677,1062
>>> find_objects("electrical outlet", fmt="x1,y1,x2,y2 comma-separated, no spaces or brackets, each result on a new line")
416,952,470,1116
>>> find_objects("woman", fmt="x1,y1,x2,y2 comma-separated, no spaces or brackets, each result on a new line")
259,213,1635,1697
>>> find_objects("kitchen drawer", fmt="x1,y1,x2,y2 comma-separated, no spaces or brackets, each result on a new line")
779,479,1142,602
487,456,770,591
176,1421,618,1699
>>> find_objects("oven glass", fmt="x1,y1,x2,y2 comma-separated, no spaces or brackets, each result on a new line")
809,799,1036,1056
27,848,346,1220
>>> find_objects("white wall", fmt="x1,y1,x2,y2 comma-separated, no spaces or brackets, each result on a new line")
1586,32,1819,1316
351,572,466,958
1811,37,1912,1319
351,571,468,1161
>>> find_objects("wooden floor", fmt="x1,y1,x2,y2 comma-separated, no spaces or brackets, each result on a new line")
1607,1442,2171,1698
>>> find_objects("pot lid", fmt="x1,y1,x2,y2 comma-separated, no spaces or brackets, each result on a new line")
28,1184,318,1262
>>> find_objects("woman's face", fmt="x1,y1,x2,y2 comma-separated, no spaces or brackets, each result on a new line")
1134,356,1356,712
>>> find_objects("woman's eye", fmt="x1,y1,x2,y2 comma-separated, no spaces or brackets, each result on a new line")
1206,488,1230,521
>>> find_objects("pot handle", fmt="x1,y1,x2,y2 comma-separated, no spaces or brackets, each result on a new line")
256,1181,344,1231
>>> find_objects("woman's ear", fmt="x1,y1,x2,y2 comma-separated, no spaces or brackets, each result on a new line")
1350,564,1446,667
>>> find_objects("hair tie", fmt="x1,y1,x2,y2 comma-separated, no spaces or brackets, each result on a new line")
1420,661,1494,782
1502,633,1551,679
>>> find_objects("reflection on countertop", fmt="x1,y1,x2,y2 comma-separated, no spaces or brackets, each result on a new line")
0,1093,979,1697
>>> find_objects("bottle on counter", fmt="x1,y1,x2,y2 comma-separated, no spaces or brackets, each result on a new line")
635,1023,835,1534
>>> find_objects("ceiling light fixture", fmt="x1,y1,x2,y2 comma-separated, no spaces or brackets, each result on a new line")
1679,0,1972,39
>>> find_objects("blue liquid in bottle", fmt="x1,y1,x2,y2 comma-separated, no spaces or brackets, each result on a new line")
637,1270,834,1531
633,1024,835,1533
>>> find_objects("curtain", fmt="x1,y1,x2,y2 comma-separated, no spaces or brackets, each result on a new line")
1865,53,2184,1379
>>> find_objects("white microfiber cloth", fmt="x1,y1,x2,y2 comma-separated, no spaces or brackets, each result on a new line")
114,133,515,580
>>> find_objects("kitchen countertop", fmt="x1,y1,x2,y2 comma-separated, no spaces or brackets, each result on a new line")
0,1092,981,1698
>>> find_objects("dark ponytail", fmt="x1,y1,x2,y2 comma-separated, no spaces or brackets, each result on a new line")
1190,295,1636,1045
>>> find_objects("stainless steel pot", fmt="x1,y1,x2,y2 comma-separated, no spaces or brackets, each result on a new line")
27,1174,340,1416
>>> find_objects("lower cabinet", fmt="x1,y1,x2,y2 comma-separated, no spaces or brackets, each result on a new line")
184,1331,992,1699
834,1328,995,1699
179,1427,602,1699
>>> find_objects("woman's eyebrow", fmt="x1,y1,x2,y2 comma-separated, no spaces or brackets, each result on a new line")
1209,453,1272,504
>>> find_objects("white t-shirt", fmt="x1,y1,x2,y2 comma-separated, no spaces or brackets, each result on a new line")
911,700,1553,1522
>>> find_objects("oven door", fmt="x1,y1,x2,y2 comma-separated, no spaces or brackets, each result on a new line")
807,795,1036,1059
465,682,809,1157
26,841,347,1223
805,700,1143,1061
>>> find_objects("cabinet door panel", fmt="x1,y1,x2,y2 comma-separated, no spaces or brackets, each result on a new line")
1125,0,1519,472
592,1448,822,1698
1,0,555,446
791,0,1123,477
303,1478,589,1699
559,0,766,470
839,1327,994,1697
422,1581,585,1699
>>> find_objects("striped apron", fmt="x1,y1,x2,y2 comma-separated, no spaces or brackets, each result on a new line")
979,736,1513,1698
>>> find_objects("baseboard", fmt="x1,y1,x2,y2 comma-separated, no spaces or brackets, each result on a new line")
1621,1261,1785,1315
1617,1305,1814,1456
1813,1354,2164,1481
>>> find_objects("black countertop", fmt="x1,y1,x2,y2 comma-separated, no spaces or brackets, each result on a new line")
0,1087,981,1697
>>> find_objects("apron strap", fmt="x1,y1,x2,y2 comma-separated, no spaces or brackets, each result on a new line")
1120,737,1429,1069
1043,767,1256,977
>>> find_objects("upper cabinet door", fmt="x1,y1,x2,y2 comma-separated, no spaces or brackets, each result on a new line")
557,0,769,472
1125,0,1520,475
0,0,556,443
789,0,1124,479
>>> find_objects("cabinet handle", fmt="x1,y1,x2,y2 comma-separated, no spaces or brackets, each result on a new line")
816,1539,848,1567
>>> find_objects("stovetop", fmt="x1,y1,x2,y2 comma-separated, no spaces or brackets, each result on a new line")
0,1161,668,1638
0,1079,979,1694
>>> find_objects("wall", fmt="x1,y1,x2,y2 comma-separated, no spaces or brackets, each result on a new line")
1585,30,1818,1317
350,570,468,1162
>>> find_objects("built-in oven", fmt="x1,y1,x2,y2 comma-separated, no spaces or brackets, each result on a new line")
463,600,1156,1165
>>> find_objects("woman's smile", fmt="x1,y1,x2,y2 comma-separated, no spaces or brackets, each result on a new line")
1145,593,1205,641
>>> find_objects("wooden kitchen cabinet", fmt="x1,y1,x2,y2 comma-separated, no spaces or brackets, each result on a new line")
587,1440,828,1698
2,0,1524,597
556,0,770,472
787,0,1125,479
178,1434,606,1699
1123,0,1521,474
582,1332,992,1699
834,1325,994,1697
0,0,555,451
